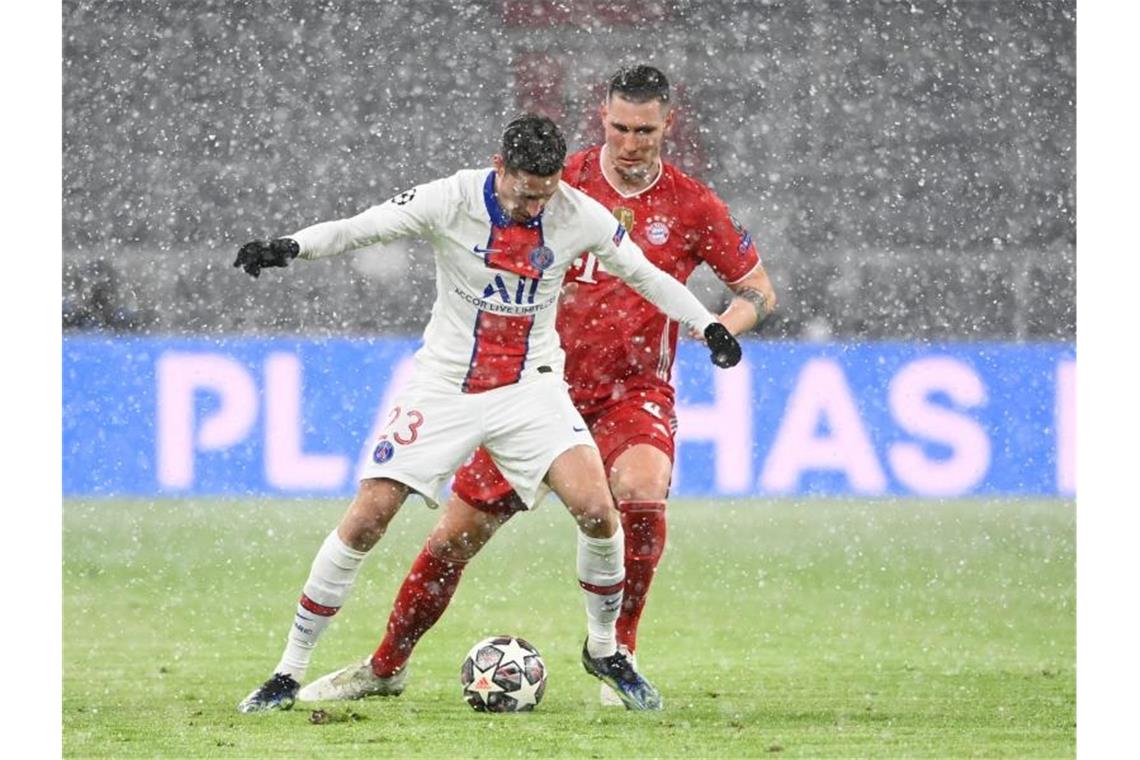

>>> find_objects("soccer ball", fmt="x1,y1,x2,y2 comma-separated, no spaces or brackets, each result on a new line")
460,635,547,712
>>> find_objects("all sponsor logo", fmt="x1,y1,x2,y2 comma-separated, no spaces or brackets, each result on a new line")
482,274,540,305
452,284,553,315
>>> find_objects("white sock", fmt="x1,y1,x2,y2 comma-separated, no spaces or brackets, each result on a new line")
577,528,625,659
273,530,368,680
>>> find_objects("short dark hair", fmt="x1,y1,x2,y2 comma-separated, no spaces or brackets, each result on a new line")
500,114,567,176
608,65,670,105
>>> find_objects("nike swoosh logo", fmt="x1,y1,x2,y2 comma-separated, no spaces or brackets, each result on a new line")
472,245,501,255
573,425,587,432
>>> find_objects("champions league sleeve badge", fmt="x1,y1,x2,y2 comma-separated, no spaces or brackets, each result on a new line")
612,224,627,247
730,213,753,253
390,188,417,206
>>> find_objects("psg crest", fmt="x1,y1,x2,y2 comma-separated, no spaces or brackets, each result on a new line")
528,246,555,272
372,439,395,464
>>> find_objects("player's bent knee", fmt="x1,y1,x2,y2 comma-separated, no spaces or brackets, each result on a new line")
610,470,671,502
575,503,620,538
340,478,409,550
609,446,673,502
358,477,410,510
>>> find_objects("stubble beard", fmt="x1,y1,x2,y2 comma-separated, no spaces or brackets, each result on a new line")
613,158,659,190
617,163,650,181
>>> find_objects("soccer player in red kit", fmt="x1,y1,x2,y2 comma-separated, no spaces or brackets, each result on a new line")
299,65,776,708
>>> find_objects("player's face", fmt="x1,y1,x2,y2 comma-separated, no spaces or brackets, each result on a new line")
493,159,562,223
601,95,672,185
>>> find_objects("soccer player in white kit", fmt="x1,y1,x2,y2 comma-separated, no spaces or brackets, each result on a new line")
234,114,741,713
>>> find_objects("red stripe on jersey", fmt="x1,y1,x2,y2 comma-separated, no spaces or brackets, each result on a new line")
299,594,340,617
462,311,535,393
483,222,545,279
578,579,625,596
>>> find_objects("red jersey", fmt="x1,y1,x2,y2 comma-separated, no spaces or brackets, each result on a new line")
558,145,761,415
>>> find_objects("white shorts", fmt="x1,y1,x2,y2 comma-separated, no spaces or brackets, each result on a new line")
358,371,595,508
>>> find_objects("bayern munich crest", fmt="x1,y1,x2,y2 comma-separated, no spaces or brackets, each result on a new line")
373,439,395,464
528,245,555,271
646,220,670,245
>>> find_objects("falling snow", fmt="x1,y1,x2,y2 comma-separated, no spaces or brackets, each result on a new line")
62,0,1075,340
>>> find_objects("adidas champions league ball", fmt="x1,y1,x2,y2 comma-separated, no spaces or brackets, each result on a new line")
460,635,547,712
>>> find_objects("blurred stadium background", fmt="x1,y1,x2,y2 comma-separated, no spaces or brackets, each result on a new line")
62,0,1074,340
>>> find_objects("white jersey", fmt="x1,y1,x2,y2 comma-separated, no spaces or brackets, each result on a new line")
290,168,717,393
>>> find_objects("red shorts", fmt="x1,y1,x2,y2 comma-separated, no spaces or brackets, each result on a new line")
451,388,677,516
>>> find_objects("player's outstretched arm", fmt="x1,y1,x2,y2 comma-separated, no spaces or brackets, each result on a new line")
721,263,778,334
233,237,299,278
589,223,742,368
234,176,452,277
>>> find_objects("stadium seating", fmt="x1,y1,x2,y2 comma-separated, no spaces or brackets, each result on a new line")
62,0,1074,339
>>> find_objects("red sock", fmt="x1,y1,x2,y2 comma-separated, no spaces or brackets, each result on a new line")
371,546,466,677
616,500,667,653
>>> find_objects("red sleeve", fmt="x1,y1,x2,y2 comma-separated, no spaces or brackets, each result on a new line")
688,184,762,284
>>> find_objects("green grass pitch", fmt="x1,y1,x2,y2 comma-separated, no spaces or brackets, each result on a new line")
63,498,1074,758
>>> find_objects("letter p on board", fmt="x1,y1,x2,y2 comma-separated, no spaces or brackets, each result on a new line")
155,352,258,489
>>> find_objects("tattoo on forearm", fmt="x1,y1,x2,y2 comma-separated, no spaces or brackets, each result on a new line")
736,287,770,320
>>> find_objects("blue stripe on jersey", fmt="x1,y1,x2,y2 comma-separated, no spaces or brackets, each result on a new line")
462,313,482,394
482,170,545,230
483,171,511,227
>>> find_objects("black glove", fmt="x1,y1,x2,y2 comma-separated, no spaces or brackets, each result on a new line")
233,238,300,278
704,322,742,368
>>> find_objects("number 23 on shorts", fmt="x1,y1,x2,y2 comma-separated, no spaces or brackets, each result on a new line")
381,406,424,445
372,406,425,464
